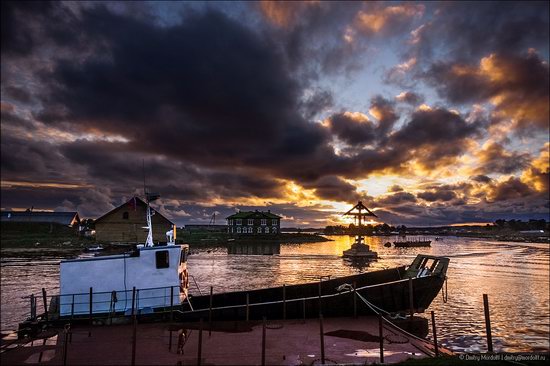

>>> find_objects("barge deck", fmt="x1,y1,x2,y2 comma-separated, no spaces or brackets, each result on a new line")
1,316,452,365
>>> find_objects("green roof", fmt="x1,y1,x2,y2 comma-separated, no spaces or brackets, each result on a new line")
226,211,281,220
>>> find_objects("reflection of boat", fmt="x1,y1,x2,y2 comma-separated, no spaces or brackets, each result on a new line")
393,237,431,247
343,256,373,271
342,236,377,259
84,245,104,252
183,254,449,320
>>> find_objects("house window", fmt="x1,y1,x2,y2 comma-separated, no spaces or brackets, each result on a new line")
155,251,170,269
237,227,241,233
265,227,270,234
228,219,233,225
261,219,267,226
257,227,262,233
272,219,277,226
236,219,242,226
123,211,129,220
249,227,253,233
248,219,254,225
272,227,277,234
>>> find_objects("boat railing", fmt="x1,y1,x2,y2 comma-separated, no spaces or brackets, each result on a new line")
20,269,444,324
21,285,183,322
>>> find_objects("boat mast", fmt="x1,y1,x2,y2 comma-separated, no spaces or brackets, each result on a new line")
143,161,159,247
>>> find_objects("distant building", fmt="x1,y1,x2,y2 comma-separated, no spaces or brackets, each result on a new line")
226,210,281,235
94,197,174,243
1,210,80,227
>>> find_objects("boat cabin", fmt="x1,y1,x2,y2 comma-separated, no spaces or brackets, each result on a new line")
59,244,189,317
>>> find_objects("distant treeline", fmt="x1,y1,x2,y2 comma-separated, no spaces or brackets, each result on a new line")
323,219,549,235
324,223,402,235
493,219,548,231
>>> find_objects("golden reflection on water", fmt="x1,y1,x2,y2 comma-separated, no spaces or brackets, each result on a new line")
1,236,548,353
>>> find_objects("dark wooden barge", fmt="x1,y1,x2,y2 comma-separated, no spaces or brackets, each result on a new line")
180,254,449,321
18,255,448,337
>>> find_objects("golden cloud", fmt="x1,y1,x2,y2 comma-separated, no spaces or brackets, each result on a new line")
355,4,424,34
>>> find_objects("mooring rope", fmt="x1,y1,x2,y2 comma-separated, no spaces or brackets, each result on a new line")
336,283,430,344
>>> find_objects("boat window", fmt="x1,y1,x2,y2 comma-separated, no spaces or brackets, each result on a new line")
123,211,129,220
156,251,170,269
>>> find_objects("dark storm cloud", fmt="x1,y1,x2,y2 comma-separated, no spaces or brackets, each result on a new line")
409,1,549,63
325,112,376,145
423,52,549,131
258,1,364,75
25,6,344,184
59,140,286,201
395,91,424,105
376,191,417,206
474,142,531,175
487,177,536,202
417,190,457,203
389,107,483,169
369,96,398,138
471,175,492,184
302,176,361,203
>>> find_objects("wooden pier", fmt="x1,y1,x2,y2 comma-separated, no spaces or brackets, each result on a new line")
1,316,452,365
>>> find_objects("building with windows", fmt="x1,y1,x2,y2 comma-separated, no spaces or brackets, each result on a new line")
95,196,174,243
226,210,281,235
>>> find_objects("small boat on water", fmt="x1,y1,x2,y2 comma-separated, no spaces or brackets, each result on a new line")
83,244,104,252
342,236,378,259
393,237,432,247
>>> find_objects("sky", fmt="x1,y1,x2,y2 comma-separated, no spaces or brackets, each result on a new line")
1,1,549,227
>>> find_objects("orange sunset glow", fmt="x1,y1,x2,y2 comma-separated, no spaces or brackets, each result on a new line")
1,1,548,227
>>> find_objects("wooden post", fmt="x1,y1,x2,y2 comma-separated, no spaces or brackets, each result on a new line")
246,293,249,322
88,287,92,337
131,312,137,366
42,288,48,322
431,311,439,357
319,313,325,364
318,280,322,314
197,318,203,366
282,284,286,320
30,294,36,320
261,316,266,366
209,286,213,337
378,314,384,364
70,295,75,320
483,294,493,353
169,330,172,352
302,298,306,323
170,286,174,322
62,325,69,366
136,290,140,319
408,278,414,319
353,281,357,318
131,287,136,316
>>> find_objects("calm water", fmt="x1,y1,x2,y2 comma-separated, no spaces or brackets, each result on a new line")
1,236,548,353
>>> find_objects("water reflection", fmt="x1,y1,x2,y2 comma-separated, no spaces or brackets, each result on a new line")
1,236,549,353
227,242,280,255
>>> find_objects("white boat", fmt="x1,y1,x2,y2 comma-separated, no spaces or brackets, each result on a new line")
58,192,189,317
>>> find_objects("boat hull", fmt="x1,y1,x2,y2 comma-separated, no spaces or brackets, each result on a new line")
180,266,444,321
